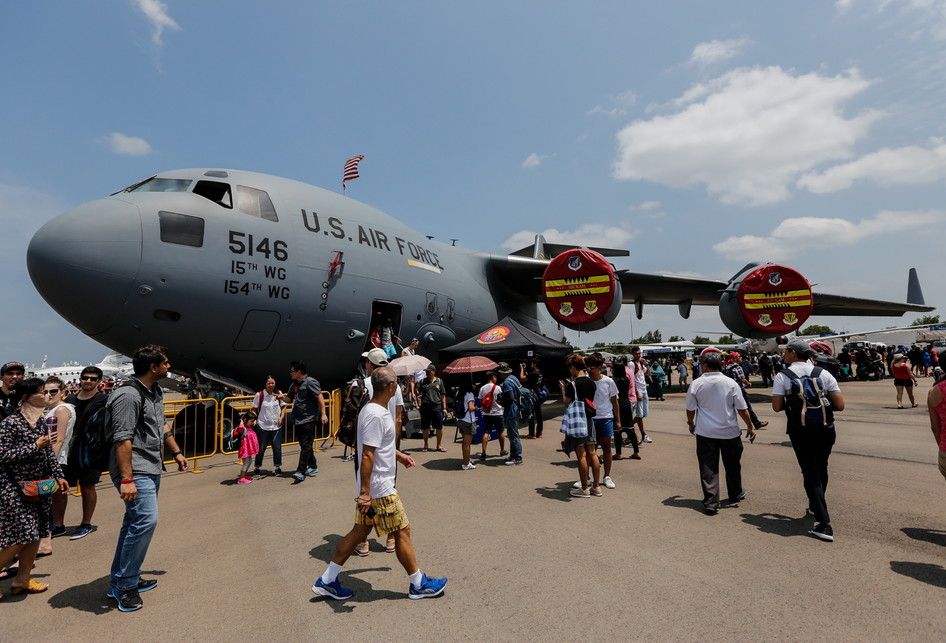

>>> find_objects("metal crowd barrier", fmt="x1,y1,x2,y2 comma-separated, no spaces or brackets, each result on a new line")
216,389,342,455
155,389,341,473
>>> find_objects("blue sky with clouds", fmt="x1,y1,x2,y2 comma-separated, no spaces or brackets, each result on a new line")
3,0,946,367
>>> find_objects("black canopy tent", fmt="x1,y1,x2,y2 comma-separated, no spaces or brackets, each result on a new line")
439,316,572,361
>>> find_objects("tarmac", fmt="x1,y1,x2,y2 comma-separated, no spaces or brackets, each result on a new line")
3,377,945,641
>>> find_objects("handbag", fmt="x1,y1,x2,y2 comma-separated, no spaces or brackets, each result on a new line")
14,477,60,502
560,382,589,438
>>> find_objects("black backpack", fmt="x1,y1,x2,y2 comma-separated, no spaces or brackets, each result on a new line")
77,383,142,472
224,424,246,452
338,378,370,447
782,366,834,431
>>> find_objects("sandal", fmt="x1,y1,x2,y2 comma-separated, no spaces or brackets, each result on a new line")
435,447,447,452
420,448,429,452
11,579,48,595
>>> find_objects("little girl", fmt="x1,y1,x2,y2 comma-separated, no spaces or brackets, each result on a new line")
236,411,260,484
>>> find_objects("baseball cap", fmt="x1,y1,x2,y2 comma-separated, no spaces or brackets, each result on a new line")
784,338,812,357
424,364,437,372
1,361,25,375
361,348,389,366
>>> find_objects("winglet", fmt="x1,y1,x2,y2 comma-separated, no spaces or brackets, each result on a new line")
907,268,926,306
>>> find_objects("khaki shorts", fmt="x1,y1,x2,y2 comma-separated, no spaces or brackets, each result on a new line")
355,493,410,536
939,450,946,483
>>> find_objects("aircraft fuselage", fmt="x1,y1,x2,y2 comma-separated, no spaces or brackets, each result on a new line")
28,169,528,388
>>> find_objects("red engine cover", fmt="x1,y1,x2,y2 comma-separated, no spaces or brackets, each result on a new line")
542,249,619,329
735,264,813,334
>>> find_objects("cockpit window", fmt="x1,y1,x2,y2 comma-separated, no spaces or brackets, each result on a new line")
236,185,278,222
128,178,193,193
159,211,204,247
193,180,233,208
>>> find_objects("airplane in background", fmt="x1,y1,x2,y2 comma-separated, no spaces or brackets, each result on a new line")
25,168,933,390
28,350,133,382
738,322,943,354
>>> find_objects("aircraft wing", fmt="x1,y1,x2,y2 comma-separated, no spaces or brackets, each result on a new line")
488,255,933,317
809,293,933,316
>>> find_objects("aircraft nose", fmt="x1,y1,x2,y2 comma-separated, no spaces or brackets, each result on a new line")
27,197,142,335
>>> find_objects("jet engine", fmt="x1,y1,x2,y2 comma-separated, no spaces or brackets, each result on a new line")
719,264,814,339
542,248,622,331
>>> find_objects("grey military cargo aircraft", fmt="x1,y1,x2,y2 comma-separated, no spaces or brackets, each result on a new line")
26,168,932,390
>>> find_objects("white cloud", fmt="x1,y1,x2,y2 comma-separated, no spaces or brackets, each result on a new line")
102,132,153,156
613,66,882,206
798,138,946,193
501,224,635,252
713,210,943,261
687,36,751,67
630,200,661,211
134,0,181,46
587,106,627,117
588,90,637,117
521,153,548,168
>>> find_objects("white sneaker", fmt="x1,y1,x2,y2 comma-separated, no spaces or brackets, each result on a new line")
573,480,583,489
603,476,616,489
461,462,476,470
642,436,653,443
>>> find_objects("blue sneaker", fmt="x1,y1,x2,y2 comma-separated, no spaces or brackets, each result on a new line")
408,574,448,599
69,524,96,540
312,576,353,600
107,578,158,598
306,467,319,477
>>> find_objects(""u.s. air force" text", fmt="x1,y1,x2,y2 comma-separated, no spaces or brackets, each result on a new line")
300,209,443,270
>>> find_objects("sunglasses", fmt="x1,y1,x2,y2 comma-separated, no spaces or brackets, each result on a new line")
45,389,61,395
80,376,100,381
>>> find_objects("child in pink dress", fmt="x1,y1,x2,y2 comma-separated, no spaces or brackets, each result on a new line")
236,411,260,484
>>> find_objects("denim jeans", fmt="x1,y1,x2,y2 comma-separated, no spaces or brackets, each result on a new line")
111,473,160,591
254,427,283,468
505,414,522,460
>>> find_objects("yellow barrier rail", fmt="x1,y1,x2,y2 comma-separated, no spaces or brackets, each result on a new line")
217,389,342,457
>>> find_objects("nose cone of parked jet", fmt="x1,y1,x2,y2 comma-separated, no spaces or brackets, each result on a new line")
27,198,142,335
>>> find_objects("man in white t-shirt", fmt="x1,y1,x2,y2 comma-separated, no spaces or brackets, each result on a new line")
313,367,448,601
353,348,403,556
477,371,506,461
771,339,844,543
252,376,287,476
586,354,620,489
686,351,755,515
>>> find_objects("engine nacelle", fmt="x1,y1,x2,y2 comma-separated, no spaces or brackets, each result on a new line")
719,264,813,339
542,248,622,331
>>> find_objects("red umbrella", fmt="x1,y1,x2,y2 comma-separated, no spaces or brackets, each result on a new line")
442,356,499,374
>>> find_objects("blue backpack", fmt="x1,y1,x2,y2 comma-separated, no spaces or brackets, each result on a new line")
782,367,834,431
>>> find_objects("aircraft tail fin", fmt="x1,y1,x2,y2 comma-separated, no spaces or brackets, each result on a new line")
98,350,124,367
907,268,926,306
508,234,629,260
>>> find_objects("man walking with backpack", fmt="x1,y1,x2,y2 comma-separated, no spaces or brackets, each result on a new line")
108,345,189,612
772,339,845,542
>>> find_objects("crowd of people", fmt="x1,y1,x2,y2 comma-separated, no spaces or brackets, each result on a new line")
2,333,945,606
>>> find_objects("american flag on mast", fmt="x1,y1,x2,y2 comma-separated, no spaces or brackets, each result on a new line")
342,155,364,191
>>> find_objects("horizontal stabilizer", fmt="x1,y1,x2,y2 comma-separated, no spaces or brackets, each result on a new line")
509,234,629,259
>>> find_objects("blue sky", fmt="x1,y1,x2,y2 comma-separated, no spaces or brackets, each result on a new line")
3,0,946,367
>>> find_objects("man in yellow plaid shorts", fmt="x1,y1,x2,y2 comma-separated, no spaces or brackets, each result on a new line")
312,367,448,600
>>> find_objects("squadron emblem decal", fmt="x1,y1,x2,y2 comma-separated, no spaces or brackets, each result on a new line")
477,326,511,344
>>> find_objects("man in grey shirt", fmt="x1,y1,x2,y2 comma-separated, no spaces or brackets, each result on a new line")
286,360,328,483
107,344,188,612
